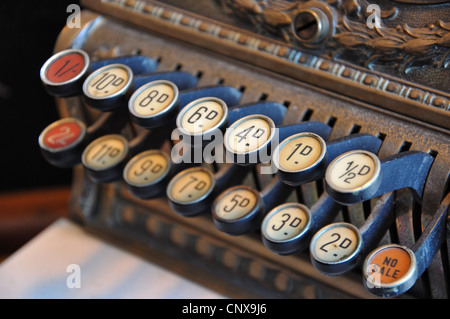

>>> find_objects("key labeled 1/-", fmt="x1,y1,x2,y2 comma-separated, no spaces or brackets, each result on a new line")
40,49,90,97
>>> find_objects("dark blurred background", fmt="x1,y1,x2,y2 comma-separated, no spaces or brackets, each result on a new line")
0,1,81,193
0,1,81,257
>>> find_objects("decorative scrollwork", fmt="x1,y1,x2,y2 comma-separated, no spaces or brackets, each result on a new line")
217,0,450,72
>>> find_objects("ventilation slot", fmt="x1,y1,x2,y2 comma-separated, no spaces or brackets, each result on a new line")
258,93,268,101
196,70,204,79
349,124,361,134
282,100,291,108
428,149,438,159
399,141,412,153
301,108,313,121
377,132,386,142
327,116,337,128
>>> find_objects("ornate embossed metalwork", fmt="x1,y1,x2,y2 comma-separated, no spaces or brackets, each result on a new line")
217,0,450,73
391,0,449,4
86,0,450,128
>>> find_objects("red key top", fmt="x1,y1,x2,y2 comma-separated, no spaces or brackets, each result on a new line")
40,49,90,97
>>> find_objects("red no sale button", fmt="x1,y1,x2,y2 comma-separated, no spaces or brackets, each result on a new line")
366,245,412,284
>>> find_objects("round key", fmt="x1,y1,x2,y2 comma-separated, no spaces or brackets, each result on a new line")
224,114,276,165
83,63,134,111
82,134,129,183
38,118,87,167
212,186,263,235
176,97,228,146
363,244,417,297
167,166,216,217
310,222,362,275
273,132,327,181
261,203,312,255
212,175,293,235
40,49,90,97
129,80,180,129
123,150,171,199
325,150,382,205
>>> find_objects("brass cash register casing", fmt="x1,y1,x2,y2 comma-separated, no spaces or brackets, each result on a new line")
52,0,449,298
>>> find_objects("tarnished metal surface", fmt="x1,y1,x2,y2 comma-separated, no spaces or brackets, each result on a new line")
80,0,450,130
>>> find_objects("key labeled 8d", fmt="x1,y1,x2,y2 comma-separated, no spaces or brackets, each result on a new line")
129,80,180,129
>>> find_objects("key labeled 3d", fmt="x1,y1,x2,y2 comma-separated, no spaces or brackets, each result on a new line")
261,203,311,253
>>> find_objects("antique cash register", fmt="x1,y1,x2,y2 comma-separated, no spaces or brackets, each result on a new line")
38,0,449,298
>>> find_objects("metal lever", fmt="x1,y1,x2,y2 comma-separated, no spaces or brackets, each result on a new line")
325,150,434,205
363,192,450,297
310,151,434,275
